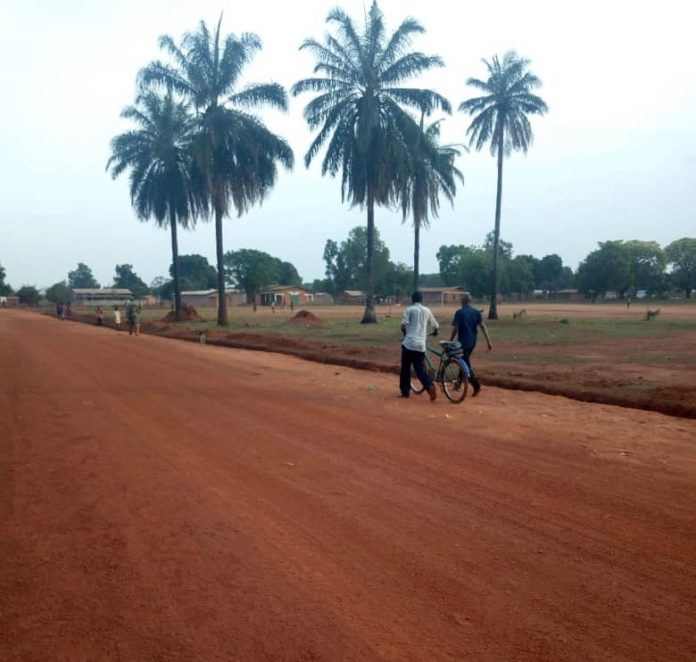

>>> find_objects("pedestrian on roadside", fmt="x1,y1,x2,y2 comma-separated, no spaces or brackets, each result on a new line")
399,291,439,401
125,298,141,336
95,306,104,326
113,306,121,326
271,300,275,314
56,302,62,319
450,292,492,396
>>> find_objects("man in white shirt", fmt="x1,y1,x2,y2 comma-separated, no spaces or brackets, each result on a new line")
400,291,439,400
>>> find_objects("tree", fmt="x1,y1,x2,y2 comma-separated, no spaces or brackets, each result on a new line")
436,244,492,299
399,116,463,290
107,91,196,321
172,254,218,291
67,263,100,289
113,264,149,299
276,261,301,286
623,240,667,294
16,285,40,306
292,1,449,323
665,238,696,298
0,263,13,296
575,241,631,301
45,281,72,304
140,18,294,326
536,254,564,295
459,51,547,319
506,255,535,299
224,249,280,302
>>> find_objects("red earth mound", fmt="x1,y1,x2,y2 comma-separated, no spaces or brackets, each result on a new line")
162,303,201,322
288,309,322,326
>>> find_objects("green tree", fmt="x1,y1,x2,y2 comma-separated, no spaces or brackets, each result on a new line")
575,241,632,301
276,260,301,286
45,281,72,304
399,116,463,290
536,254,564,295
506,255,535,299
623,240,667,294
107,91,196,321
459,51,547,319
665,238,696,298
67,262,100,289
16,285,40,306
113,264,149,299
436,244,492,299
0,263,13,296
224,249,280,302
172,255,217,291
292,1,449,323
140,18,294,326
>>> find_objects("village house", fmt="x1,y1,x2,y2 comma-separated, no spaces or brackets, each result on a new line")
259,285,313,307
71,288,132,307
179,289,246,309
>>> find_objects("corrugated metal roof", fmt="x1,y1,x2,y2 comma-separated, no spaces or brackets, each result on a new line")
72,288,132,295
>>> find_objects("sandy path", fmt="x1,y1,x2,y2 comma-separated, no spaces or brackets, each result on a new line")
1,311,695,661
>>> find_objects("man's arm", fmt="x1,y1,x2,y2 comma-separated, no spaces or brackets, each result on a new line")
480,321,493,351
429,310,439,335
450,325,457,341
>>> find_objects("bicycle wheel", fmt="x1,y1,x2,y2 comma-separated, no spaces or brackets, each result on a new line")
441,358,468,403
410,363,435,394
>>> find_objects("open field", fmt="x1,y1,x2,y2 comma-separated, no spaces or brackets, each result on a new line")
68,301,696,418
2,310,695,660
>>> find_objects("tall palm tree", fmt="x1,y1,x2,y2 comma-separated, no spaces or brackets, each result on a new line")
459,51,547,319
139,18,294,326
292,1,450,323
107,91,196,321
400,113,464,290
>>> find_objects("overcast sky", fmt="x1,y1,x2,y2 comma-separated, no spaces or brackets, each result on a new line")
1,0,694,289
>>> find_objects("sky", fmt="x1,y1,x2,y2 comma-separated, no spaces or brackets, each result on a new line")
1,0,694,290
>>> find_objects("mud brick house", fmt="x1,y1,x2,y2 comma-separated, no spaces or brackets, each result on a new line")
337,290,366,305
179,289,246,309
71,288,132,307
418,286,465,305
259,285,313,307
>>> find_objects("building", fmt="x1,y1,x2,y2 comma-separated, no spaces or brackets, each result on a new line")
0,296,20,308
337,290,366,305
179,289,246,309
259,285,313,307
312,292,334,305
71,288,132,307
418,286,465,305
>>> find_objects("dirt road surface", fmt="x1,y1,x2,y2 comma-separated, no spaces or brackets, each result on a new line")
2,311,695,661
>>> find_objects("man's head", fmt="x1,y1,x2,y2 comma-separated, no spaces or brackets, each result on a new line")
411,291,423,304
461,292,472,306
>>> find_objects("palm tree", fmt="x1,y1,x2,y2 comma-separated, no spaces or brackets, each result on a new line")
400,113,464,290
292,1,450,323
459,51,547,319
107,91,196,322
139,18,294,326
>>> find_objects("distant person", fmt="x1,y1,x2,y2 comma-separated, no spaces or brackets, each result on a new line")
626,296,631,309
290,299,294,312
125,299,140,336
450,292,492,396
113,306,121,326
399,291,439,400
95,306,104,326
271,300,275,314
65,303,72,319
56,302,62,319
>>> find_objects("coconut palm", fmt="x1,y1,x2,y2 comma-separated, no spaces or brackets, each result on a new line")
292,1,450,323
400,113,464,290
139,18,294,326
107,91,196,321
459,51,547,319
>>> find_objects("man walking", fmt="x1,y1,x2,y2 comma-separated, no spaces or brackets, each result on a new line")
450,292,492,396
400,291,439,400
125,298,141,336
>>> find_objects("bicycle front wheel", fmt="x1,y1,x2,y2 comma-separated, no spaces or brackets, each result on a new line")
410,363,435,394
441,358,468,403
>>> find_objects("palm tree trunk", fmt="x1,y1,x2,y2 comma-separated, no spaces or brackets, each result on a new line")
413,219,420,292
214,204,228,326
169,208,182,322
361,188,377,324
489,131,504,320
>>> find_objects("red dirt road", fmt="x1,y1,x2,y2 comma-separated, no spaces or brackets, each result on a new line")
2,311,695,661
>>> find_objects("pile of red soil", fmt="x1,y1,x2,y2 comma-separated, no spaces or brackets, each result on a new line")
162,303,201,322
288,309,322,326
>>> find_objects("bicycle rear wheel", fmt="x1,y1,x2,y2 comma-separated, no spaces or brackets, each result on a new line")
442,358,468,403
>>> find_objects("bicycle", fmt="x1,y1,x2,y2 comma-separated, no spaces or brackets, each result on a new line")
410,339,471,403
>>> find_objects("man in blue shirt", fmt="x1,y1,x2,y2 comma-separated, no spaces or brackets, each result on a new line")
450,292,493,396
400,291,439,400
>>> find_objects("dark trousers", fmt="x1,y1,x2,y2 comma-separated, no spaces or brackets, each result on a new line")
400,346,433,396
462,347,481,389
